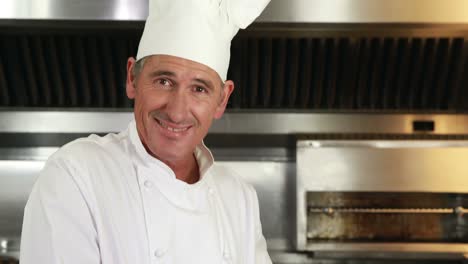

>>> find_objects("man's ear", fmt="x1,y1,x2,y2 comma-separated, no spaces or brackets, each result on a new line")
214,80,235,119
126,57,137,99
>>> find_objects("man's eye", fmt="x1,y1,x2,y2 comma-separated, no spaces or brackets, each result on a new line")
194,86,207,93
158,79,170,86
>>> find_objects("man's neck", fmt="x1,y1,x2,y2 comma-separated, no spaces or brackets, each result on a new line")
164,154,200,184
138,135,201,184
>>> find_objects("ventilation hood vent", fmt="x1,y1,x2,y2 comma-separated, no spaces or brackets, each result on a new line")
1,0,468,111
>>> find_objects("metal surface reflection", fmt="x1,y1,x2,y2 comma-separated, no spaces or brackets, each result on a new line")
0,160,43,240
3,111,468,135
3,0,468,23
0,0,148,20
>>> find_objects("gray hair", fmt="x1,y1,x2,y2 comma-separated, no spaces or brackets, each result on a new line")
131,57,147,83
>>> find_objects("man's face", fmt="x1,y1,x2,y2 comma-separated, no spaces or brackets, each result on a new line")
126,55,234,163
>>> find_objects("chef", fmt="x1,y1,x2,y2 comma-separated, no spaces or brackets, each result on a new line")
19,0,272,263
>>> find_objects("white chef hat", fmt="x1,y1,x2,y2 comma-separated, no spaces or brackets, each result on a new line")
136,0,271,80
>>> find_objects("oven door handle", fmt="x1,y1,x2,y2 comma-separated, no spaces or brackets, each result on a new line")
309,206,467,216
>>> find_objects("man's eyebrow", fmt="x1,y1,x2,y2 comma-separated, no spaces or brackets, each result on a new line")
148,70,177,78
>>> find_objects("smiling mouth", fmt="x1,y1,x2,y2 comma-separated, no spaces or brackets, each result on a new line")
154,118,190,133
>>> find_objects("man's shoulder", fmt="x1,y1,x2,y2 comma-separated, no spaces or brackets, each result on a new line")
36,130,133,191
48,130,130,166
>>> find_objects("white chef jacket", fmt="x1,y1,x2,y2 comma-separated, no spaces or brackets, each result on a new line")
20,120,272,264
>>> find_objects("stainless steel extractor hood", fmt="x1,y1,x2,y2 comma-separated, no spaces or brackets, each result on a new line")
3,0,468,23
1,0,468,111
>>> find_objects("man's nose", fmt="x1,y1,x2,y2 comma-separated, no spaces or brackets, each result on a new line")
165,89,189,123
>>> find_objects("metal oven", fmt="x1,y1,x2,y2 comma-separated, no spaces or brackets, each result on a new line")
297,139,468,260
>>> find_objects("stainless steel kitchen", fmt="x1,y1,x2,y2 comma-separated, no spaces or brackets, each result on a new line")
1,0,468,263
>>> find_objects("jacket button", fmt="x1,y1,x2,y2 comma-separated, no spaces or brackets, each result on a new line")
144,180,154,188
208,187,214,195
223,250,230,260
154,248,165,258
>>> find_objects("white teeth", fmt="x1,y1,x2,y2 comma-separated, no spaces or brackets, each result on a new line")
156,119,188,133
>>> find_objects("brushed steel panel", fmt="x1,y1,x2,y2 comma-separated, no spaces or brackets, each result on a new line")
0,161,43,239
0,147,58,160
297,141,468,193
2,0,468,23
214,113,465,135
220,161,296,250
0,0,148,20
0,111,133,133
305,242,468,255
258,0,468,23
2,111,468,134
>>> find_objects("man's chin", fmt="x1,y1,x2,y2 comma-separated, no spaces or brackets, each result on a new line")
148,140,194,161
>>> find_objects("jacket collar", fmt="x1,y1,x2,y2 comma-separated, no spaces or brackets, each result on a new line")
127,120,216,212
128,119,215,179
